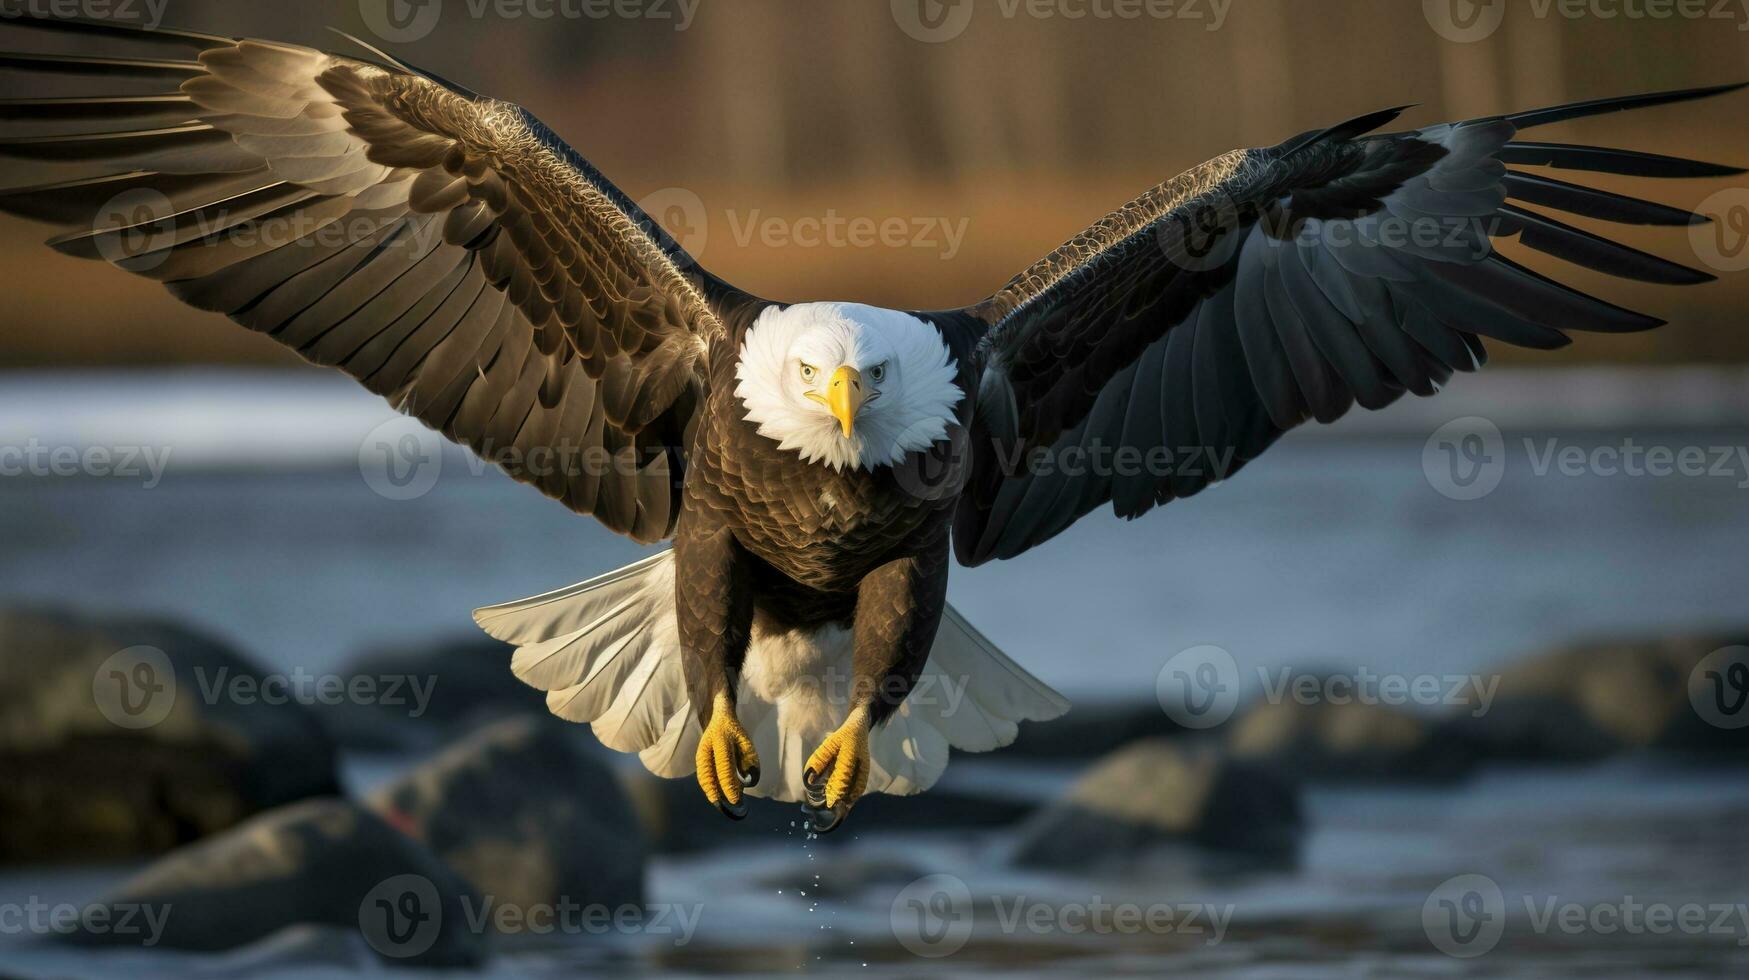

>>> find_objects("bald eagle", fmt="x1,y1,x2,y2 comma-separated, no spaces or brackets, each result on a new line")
1,15,1740,832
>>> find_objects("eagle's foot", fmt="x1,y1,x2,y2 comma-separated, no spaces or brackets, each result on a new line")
801,705,872,835
696,692,760,821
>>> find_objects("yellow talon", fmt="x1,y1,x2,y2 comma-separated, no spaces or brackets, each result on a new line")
804,705,872,820
696,692,759,819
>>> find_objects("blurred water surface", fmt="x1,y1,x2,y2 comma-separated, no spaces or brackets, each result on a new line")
0,370,1745,700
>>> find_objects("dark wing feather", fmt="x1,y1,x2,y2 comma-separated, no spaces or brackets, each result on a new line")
0,15,759,543
955,84,1744,566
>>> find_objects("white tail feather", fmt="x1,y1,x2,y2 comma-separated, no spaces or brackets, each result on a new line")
475,551,1070,802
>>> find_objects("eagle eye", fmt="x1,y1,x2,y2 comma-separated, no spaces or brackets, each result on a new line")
869,362,888,383
800,363,818,384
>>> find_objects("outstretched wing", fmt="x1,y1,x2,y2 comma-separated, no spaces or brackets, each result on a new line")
0,16,754,542
954,84,1744,566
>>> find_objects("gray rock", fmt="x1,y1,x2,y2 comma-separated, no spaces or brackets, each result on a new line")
1438,632,1749,763
1227,696,1481,783
59,797,485,968
367,716,645,931
317,637,546,752
0,608,341,864
1010,739,1301,871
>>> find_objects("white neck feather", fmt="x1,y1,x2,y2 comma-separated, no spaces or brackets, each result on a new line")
734,303,963,472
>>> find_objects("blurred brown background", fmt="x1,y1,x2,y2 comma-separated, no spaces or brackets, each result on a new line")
2,0,1746,366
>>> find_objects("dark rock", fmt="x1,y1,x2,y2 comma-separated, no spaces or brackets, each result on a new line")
1438,632,1749,764
1001,700,1183,760
1227,697,1482,783
368,716,645,930
624,764,1046,854
59,797,485,968
1010,739,1301,871
208,925,381,975
317,637,545,752
1661,642,1749,758
0,608,341,864
850,777,1043,830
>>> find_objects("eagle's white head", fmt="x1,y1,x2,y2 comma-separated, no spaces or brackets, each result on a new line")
735,302,963,472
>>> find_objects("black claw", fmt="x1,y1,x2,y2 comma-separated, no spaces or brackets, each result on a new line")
803,767,822,790
807,805,845,835
740,765,760,789
716,799,747,821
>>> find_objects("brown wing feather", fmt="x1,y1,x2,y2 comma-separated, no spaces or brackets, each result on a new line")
0,16,757,542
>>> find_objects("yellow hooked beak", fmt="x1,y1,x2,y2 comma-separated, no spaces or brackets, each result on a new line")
808,366,865,438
